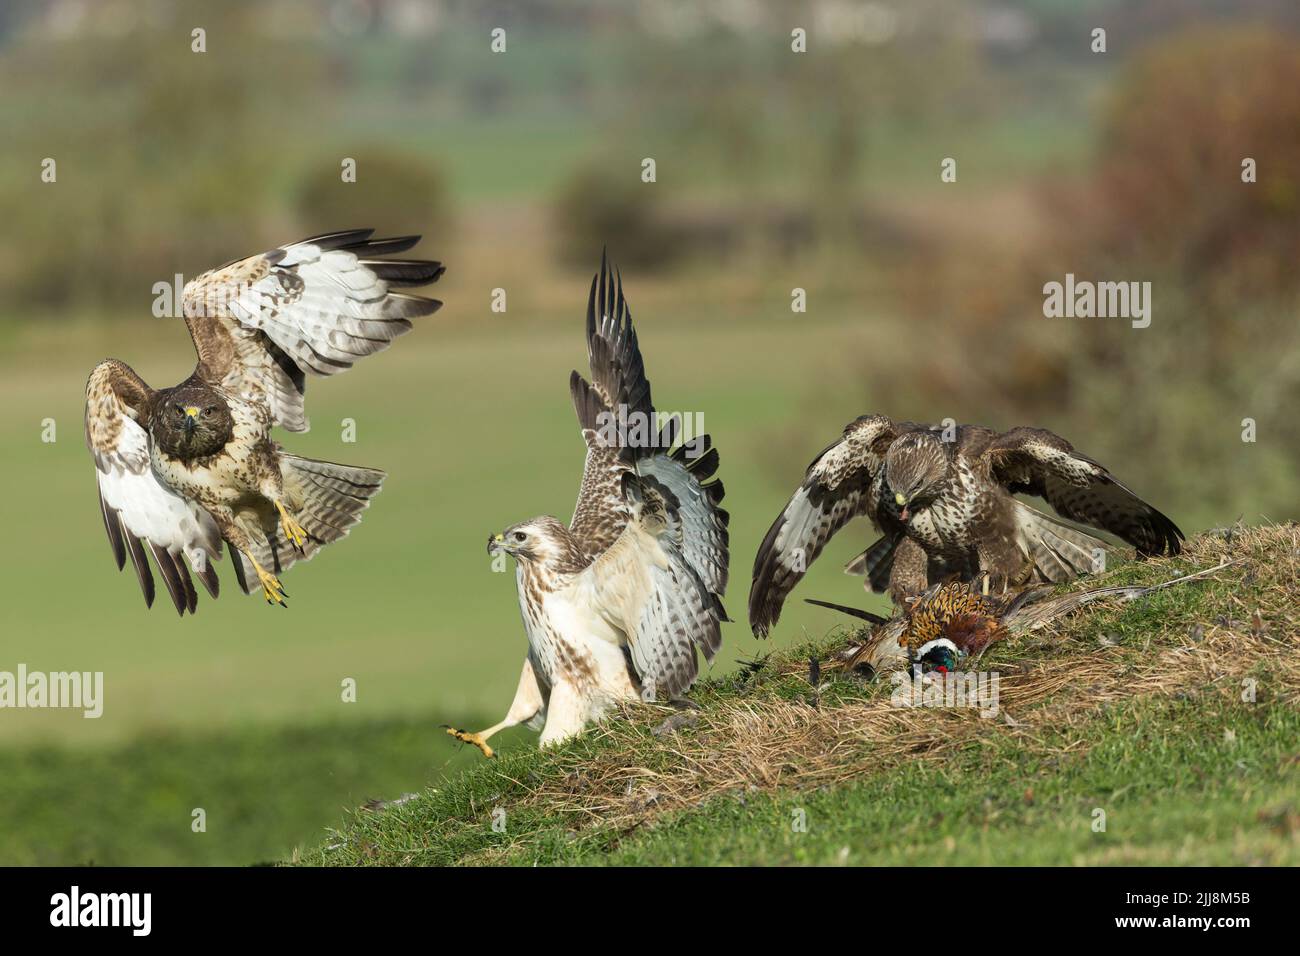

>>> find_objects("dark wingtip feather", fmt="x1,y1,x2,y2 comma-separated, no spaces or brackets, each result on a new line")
586,272,599,343
148,542,188,616
228,542,252,596
124,531,155,609
748,510,793,638
597,249,609,328
685,447,720,481
298,228,376,251
350,234,423,258
98,491,126,571
181,556,198,614
1135,508,1185,557
196,560,220,600
361,259,447,288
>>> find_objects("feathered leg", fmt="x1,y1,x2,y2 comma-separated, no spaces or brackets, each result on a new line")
446,658,545,759
538,681,588,749
253,449,307,554
977,533,1030,594
210,507,288,607
887,537,929,605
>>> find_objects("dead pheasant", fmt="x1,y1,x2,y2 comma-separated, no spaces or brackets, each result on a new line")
808,560,1235,674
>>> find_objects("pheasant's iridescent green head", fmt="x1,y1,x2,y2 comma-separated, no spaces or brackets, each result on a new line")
912,637,960,673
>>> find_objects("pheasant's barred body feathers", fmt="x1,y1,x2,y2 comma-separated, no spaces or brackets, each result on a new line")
901,583,1009,657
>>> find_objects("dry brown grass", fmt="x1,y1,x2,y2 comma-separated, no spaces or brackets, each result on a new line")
464,525,1299,863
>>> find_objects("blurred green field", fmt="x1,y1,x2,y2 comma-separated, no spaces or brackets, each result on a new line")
0,714,485,866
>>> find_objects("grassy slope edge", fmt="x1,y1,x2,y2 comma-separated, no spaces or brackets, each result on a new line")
296,525,1300,866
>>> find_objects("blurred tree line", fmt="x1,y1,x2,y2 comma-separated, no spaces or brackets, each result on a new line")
0,0,448,315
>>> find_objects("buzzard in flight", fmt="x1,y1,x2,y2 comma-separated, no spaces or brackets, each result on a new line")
446,255,729,756
749,415,1182,636
85,229,444,614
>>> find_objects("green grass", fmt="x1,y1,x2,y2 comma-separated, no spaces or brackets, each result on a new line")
300,694,1299,867
532,700,1300,866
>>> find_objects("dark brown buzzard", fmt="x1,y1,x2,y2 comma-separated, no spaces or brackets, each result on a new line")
749,415,1183,637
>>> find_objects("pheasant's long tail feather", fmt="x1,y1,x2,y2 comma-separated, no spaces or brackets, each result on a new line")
804,598,891,626
1006,559,1238,632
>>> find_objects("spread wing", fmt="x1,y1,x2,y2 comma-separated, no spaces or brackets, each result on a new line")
983,427,1184,556
636,432,729,599
582,475,724,698
84,361,223,615
748,415,901,637
568,252,654,553
567,254,729,598
182,229,445,432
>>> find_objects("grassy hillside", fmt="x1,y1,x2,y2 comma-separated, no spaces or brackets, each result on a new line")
298,526,1299,866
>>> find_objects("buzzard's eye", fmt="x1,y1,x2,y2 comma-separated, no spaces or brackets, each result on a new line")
513,532,527,543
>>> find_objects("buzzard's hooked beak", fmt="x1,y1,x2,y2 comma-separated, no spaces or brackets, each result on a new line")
895,491,910,523
487,532,505,555
183,406,199,436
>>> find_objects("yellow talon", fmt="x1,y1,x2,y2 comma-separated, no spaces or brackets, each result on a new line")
445,726,495,759
251,557,288,607
275,500,308,551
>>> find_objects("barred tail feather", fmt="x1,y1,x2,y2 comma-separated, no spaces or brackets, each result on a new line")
282,454,386,545
843,533,900,593
229,454,385,595
1013,501,1110,583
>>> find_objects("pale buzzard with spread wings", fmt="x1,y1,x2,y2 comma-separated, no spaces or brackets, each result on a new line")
85,229,444,614
749,415,1182,636
446,255,729,756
